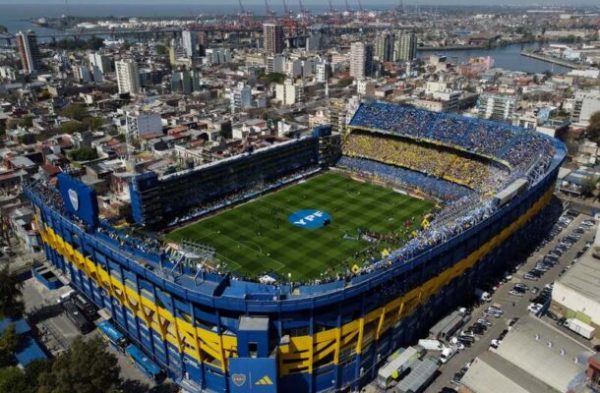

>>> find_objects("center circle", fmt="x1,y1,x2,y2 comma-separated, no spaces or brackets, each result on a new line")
288,209,332,229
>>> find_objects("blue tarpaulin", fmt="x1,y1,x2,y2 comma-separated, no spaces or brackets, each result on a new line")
98,320,124,344
126,344,161,377
14,336,47,367
0,318,47,367
0,318,31,335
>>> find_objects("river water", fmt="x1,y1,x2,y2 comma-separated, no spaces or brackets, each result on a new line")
418,42,570,74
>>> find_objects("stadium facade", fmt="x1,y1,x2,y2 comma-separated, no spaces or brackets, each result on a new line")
25,102,566,393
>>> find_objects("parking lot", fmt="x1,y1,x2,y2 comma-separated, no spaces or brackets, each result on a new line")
425,210,597,393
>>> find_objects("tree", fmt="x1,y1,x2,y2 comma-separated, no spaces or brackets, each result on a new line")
336,77,353,88
37,338,121,393
69,147,98,162
581,176,598,197
60,104,88,121
23,359,52,393
0,367,28,393
82,117,103,131
259,72,286,84
58,121,87,134
0,266,24,320
39,90,52,101
587,111,600,143
0,324,19,367
18,134,37,145
6,117,33,130
155,44,168,56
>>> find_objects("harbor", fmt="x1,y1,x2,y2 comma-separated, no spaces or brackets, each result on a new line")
520,50,587,70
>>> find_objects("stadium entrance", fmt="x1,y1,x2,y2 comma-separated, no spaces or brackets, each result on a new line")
288,209,331,229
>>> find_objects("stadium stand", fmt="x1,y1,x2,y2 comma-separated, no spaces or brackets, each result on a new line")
342,131,509,193
131,137,320,228
336,156,473,201
349,101,555,185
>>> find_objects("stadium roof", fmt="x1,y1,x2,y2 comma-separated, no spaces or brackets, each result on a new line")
494,316,592,392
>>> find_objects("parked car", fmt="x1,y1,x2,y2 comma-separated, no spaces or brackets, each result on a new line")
528,303,543,314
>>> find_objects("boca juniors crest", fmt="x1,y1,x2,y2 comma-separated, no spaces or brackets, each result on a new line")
232,373,247,387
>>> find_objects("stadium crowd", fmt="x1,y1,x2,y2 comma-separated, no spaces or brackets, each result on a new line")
343,131,508,193
349,102,555,184
336,156,472,201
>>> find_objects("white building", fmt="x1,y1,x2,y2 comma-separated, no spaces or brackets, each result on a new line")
88,52,112,74
72,65,92,83
478,94,517,121
266,54,286,74
275,80,304,106
182,30,197,58
285,59,303,78
0,66,17,81
432,91,460,112
572,90,600,127
115,59,141,95
394,31,417,62
350,42,373,80
204,48,232,65
551,228,600,334
315,62,330,83
230,83,253,113
126,112,162,139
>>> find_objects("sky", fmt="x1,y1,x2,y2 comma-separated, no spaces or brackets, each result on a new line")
0,0,598,6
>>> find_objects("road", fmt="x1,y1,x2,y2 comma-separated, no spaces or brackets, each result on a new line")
424,211,596,393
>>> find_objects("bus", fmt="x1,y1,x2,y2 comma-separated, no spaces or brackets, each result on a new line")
125,344,165,382
97,320,127,350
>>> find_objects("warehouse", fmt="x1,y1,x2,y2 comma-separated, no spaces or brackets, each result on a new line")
460,316,592,393
551,242,600,333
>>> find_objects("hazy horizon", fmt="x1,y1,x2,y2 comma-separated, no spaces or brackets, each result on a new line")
0,0,599,7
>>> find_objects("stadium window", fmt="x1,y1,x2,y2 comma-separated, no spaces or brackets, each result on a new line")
314,352,335,369
249,342,258,358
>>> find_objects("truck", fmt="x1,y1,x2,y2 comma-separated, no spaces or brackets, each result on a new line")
475,288,492,302
376,346,421,389
565,318,595,340
418,339,444,351
62,299,93,334
439,346,458,364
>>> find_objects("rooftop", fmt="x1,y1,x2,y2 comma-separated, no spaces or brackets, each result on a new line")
495,316,592,392
461,351,557,393
555,245,600,302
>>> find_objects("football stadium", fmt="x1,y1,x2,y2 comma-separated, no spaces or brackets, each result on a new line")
25,101,566,393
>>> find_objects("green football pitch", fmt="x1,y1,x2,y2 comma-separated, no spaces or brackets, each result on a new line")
166,172,434,282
